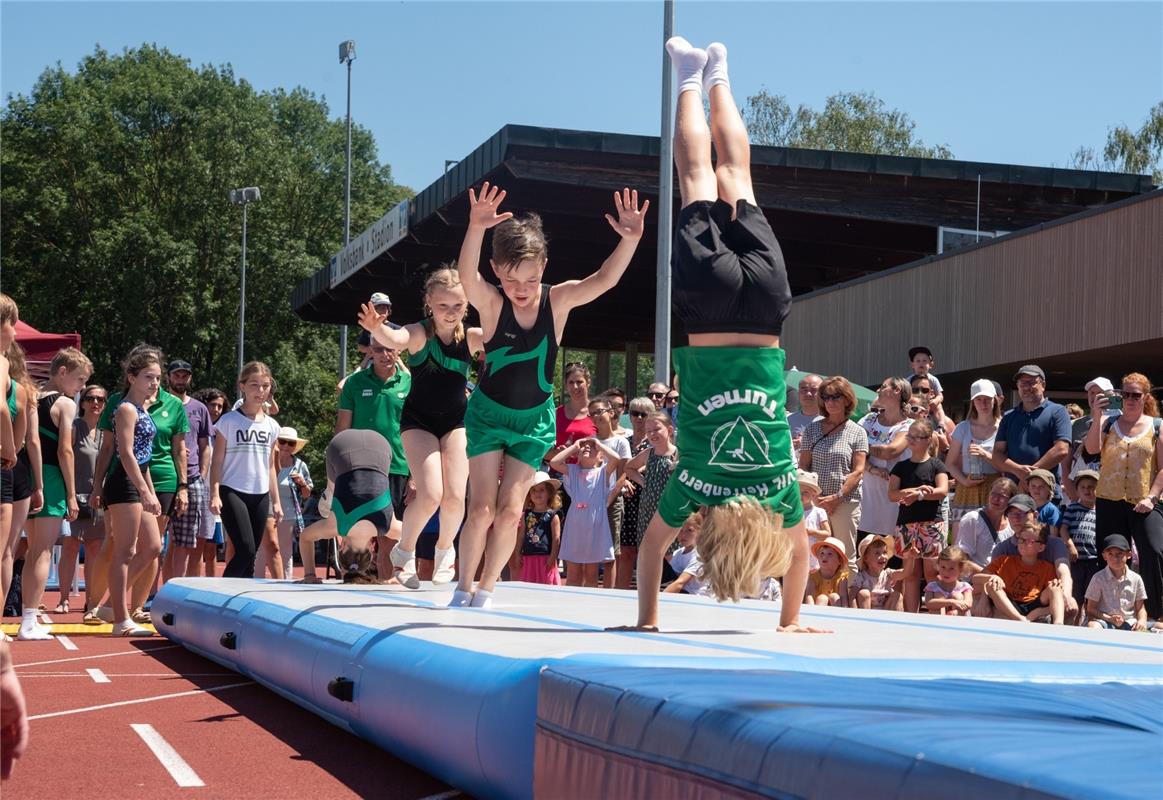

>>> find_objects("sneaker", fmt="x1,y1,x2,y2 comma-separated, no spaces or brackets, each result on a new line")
432,546,456,585
470,589,494,609
389,545,420,590
448,589,474,608
112,620,153,637
95,606,115,624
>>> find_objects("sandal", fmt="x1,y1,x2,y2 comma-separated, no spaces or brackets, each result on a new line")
130,607,152,624
112,620,153,637
82,609,103,625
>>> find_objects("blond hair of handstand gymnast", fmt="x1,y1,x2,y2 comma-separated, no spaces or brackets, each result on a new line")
612,38,827,634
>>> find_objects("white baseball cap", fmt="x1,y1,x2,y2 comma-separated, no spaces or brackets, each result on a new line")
369,292,392,306
1084,377,1114,393
970,379,995,400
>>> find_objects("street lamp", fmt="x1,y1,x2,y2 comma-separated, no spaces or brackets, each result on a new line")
338,39,356,377
229,186,261,378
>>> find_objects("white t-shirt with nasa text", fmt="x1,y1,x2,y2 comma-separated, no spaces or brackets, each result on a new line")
214,409,280,495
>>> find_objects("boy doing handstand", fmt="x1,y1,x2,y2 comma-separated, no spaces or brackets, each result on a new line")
614,38,821,633
451,185,648,608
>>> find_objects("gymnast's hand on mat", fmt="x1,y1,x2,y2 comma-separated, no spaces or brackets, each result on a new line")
604,188,649,240
777,622,833,634
298,575,322,584
468,181,514,230
604,624,660,633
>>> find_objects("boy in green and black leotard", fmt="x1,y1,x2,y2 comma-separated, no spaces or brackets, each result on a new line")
451,184,649,608
614,38,823,634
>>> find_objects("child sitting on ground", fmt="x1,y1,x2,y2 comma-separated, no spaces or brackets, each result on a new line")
665,512,711,597
805,537,849,607
550,437,621,587
1085,535,1157,632
516,472,562,586
850,535,902,610
973,522,1065,624
1026,469,1062,531
923,545,974,615
1059,468,1101,613
798,470,831,571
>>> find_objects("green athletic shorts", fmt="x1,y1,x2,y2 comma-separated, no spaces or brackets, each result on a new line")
30,463,67,518
464,390,555,469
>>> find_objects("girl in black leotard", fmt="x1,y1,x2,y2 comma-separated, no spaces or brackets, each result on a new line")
358,266,484,588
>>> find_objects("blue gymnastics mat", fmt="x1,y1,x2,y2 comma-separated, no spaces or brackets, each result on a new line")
152,579,1163,799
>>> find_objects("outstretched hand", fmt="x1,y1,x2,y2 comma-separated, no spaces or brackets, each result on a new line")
605,188,649,239
468,182,514,230
777,623,833,634
357,302,388,333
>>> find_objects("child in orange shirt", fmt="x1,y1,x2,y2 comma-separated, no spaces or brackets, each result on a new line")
973,522,1064,623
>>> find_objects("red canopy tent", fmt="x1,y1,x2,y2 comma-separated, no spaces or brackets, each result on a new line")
14,320,82,383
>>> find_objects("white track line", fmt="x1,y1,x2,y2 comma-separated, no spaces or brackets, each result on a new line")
131,724,205,787
18,672,232,679
56,634,78,651
85,668,111,683
28,680,254,720
17,644,178,668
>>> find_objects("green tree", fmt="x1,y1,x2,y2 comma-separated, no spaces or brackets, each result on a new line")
1,44,411,477
742,89,953,158
1069,102,1163,184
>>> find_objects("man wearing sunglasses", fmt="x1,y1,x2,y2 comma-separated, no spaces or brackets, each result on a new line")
647,382,669,411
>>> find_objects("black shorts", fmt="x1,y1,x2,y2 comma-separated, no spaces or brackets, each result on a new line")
156,492,176,518
1013,598,1045,617
103,462,142,506
388,473,409,522
400,407,466,440
333,469,394,538
1,468,12,505
672,199,791,336
11,451,32,502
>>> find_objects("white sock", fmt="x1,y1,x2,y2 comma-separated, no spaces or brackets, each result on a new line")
666,36,707,97
704,42,730,92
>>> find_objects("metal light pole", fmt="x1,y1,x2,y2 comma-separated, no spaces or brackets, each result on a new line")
338,39,356,378
229,186,261,378
655,1,675,385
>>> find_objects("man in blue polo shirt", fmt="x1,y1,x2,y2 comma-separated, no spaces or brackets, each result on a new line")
992,364,1071,491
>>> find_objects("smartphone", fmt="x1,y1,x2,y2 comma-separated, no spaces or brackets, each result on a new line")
1107,392,1123,412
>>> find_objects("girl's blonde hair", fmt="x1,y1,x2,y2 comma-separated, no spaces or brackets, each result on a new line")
696,497,790,602
6,343,36,397
423,265,466,344
646,410,674,431
49,347,93,379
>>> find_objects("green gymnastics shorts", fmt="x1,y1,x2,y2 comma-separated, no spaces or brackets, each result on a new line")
464,390,556,469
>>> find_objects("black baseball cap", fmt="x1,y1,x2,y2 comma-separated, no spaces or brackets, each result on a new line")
1006,494,1037,514
167,360,193,374
908,346,933,360
357,330,372,347
1103,535,1131,552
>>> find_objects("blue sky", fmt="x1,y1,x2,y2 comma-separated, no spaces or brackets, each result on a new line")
2,1,1161,194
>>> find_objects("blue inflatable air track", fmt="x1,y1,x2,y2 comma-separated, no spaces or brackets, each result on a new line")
152,579,1163,799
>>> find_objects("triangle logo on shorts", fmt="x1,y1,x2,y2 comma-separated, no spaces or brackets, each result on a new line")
708,416,772,473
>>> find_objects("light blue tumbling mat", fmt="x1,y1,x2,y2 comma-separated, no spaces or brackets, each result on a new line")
152,579,1163,799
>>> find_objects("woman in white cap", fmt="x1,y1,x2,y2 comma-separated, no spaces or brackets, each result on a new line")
946,379,1002,541
255,427,312,579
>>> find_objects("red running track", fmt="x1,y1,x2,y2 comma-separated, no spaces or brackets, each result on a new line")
4,608,465,800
